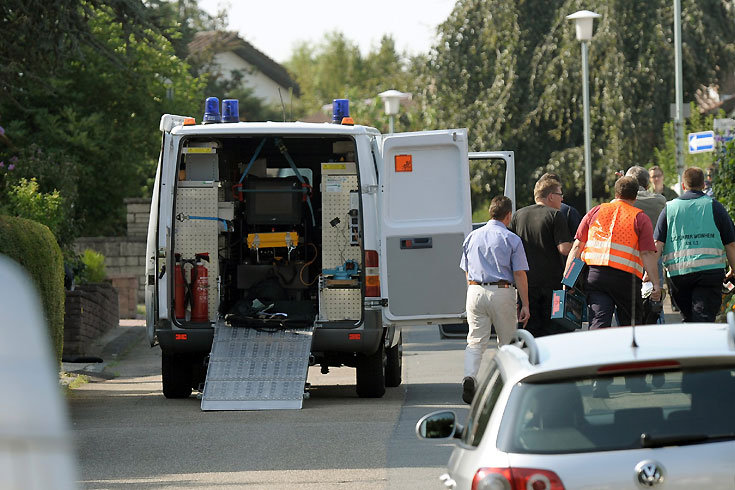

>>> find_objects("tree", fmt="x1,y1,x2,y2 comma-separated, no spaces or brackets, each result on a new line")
0,0,153,109
715,141,735,219
650,102,722,189
425,0,735,211
1,2,204,237
285,33,428,132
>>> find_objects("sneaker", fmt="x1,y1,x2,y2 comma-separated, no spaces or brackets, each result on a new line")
592,380,609,399
462,376,476,404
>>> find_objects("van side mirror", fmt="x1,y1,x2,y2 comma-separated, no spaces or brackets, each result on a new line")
415,410,460,439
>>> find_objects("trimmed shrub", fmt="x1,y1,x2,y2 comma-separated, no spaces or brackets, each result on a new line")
78,249,107,284
0,215,65,362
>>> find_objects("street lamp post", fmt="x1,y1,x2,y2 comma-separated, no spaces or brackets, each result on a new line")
673,0,685,189
378,90,410,134
567,10,601,211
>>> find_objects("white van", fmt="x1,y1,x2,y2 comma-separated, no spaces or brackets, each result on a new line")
145,98,514,410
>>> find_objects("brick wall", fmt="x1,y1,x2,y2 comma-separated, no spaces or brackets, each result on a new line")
63,283,119,357
74,198,151,316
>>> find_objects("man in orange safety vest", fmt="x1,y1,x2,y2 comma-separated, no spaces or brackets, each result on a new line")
564,176,662,328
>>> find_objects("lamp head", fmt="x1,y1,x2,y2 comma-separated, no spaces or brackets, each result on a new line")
566,10,601,41
378,89,409,116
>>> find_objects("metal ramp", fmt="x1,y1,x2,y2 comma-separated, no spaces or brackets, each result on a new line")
201,319,314,411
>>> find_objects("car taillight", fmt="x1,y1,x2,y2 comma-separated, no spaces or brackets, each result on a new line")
365,250,380,297
472,467,564,490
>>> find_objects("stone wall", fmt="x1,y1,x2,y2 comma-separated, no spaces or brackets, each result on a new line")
74,198,151,315
125,197,151,238
63,283,119,358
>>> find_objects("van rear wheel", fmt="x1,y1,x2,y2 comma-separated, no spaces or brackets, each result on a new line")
385,335,402,388
356,341,386,398
162,353,193,399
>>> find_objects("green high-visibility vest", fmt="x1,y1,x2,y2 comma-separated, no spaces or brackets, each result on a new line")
663,195,726,277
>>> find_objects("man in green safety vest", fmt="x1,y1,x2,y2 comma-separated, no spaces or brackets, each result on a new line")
654,167,735,322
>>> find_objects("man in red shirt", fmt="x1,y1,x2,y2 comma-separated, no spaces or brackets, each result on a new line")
564,177,661,328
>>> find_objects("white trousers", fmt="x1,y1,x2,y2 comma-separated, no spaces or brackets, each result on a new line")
464,285,518,378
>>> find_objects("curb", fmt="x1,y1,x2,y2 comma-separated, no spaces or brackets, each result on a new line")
62,320,146,381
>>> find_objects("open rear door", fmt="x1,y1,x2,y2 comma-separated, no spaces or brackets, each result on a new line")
145,149,162,346
146,127,178,346
379,129,472,324
469,151,515,209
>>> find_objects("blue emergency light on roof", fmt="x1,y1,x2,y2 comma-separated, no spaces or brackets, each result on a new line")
222,99,239,123
332,99,349,124
202,96,221,124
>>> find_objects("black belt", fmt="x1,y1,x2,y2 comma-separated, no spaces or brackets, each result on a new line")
468,280,512,288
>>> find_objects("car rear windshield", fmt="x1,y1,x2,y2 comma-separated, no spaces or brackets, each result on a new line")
497,366,735,454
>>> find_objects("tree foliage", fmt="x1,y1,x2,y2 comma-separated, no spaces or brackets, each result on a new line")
1,1,204,238
426,0,735,210
650,102,722,188
286,33,428,132
715,141,735,219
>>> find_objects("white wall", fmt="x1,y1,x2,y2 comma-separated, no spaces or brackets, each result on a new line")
214,51,294,108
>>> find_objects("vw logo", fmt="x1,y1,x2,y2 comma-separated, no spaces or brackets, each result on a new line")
635,460,665,487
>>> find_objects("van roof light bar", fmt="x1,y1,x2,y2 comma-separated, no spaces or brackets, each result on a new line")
510,329,540,365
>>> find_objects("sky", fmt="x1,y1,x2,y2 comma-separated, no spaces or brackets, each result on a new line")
197,0,458,63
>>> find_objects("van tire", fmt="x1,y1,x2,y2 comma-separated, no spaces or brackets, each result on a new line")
356,341,386,398
385,336,402,388
162,353,193,399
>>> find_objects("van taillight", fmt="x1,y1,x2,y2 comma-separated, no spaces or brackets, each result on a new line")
365,250,380,297
472,467,564,490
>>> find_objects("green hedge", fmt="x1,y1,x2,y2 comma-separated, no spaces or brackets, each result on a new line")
0,215,65,362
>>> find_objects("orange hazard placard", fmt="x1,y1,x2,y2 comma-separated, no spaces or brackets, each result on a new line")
395,154,412,172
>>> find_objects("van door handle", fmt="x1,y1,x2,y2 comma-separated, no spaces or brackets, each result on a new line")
400,237,432,249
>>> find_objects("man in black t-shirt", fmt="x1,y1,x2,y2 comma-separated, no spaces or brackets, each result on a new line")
539,173,582,236
509,178,573,337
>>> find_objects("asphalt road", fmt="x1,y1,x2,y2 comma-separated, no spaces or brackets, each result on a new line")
68,303,683,489
68,323,474,489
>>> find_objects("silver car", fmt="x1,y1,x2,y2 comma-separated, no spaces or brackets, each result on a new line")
417,316,735,490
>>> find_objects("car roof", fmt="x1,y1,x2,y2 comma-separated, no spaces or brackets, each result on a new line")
497,323,735,384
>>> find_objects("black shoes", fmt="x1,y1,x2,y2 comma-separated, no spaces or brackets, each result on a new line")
462,376,476,404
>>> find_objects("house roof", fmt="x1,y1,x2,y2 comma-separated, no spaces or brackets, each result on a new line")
189,31,300,97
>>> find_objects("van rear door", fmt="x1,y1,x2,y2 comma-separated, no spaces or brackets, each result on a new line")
378,129,472,324
146,124,178,345
144,143,162,346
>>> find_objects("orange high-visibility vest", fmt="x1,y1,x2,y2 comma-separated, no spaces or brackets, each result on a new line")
581,200,644,279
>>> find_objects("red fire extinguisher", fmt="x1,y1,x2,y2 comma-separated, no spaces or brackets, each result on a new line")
190,253,209,322
174,253,187,320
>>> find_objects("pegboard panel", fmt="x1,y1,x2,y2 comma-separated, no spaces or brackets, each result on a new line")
319,287,361,321
175,185,220,322
321,171,360,270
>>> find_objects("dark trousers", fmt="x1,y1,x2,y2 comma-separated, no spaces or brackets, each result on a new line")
669,269,724,322
526,287,570,337
586,267,643,329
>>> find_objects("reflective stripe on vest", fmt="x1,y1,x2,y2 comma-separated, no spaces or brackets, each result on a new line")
581,201,645,278
663,195,725,276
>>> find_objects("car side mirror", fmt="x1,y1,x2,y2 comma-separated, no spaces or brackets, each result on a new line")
415,410,461,439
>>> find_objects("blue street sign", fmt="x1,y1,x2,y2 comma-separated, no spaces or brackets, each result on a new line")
688,131,715,153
